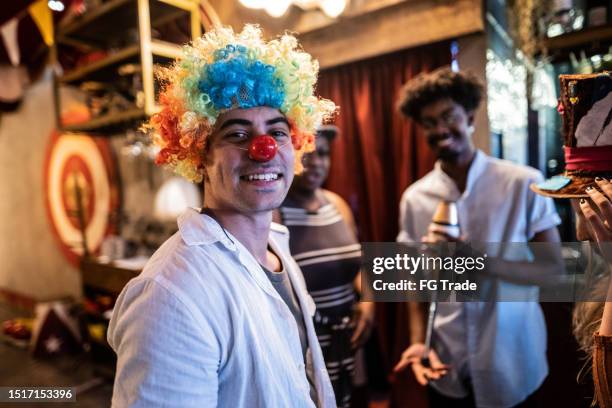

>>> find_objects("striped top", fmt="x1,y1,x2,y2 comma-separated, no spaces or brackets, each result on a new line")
280,201,361,318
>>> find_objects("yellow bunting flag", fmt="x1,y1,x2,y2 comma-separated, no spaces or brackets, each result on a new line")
28,0,54,46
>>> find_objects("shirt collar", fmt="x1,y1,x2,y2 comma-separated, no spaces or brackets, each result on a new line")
464,149,487,192
178,208,287,302
433,149,487,196
177,207,237,250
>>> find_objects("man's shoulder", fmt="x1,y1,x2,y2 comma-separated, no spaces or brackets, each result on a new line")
321,189,346,206
142,232,201,276
139,232,232,297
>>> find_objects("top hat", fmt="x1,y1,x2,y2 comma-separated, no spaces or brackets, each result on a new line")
531,72,612,198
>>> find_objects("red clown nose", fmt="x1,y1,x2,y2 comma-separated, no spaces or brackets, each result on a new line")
248,135,278,162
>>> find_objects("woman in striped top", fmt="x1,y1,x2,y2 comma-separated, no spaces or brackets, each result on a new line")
275,126,375,408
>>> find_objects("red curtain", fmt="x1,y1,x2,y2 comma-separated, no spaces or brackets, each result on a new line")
317,41,451,407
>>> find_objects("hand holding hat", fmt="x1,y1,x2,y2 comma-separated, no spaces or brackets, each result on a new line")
532,72,612,198
581,177,612,264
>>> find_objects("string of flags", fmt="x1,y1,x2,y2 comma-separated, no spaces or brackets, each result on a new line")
0,0,55,67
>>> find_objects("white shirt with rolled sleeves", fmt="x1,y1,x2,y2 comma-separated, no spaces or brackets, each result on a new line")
108,208,336,408
397,150,561,408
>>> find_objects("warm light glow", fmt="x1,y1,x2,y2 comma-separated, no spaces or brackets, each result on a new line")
240,0,348,18
486,49,528,164
265,0,292,17
47,0,64,12
239,0,266,9
294,0,320,8
154,177,201,221
320,0,346,17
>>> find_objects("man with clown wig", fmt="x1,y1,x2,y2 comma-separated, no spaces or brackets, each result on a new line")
107,25,337,407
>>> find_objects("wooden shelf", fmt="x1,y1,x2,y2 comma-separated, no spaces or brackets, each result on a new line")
62,108,146,133
60,44,139,83
150,39,184,59
57,0,189,48
545,24,612,62
80,258,142,295
53,0,201,135
60,40,180,84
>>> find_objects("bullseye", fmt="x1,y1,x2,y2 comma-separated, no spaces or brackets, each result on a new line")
248,134,278,162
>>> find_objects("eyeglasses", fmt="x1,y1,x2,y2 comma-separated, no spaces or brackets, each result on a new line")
420,110,462,131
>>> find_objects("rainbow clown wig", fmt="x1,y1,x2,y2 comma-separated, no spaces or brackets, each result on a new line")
145,24,337,183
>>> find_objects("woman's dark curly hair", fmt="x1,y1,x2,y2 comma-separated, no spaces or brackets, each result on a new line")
397,67,484,121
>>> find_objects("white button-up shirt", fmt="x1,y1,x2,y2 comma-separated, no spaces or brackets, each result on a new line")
397,151,561,408
108,208,336,408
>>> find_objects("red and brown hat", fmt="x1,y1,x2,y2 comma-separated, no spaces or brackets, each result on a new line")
531,72,612,198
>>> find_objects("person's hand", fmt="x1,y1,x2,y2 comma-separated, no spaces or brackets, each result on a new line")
351,301,375,349
422,232,471,262
393,343,449,385
582,178,612,264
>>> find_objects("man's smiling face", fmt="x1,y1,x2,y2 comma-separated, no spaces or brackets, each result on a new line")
418,97,474,162
203,106,295,214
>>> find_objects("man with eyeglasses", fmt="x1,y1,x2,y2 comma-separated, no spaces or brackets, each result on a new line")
392,68,561,407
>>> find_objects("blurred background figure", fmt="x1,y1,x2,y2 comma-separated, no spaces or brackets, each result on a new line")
275,125,375,408
394,68,561,408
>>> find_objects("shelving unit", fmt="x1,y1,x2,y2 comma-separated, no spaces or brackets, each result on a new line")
61,108,146,133
544,23,612,63
59,42,179,84
53,0,203,134
57,0,191,48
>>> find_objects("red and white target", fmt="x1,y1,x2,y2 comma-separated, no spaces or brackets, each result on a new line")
44,127,119,266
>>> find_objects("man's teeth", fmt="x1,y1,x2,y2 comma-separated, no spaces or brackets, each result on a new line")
246,173,279,181
438,137,453,146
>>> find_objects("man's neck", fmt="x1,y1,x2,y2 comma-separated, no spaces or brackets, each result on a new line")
203,207,272,266
440,148,477,193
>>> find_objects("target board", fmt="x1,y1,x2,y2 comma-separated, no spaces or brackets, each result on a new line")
44,125,120,266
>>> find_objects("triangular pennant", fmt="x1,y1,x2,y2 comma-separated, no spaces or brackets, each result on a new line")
30,302,82,358
28,0,54,46
0,18,20,66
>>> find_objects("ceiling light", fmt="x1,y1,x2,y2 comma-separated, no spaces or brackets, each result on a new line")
265,0,292,17
293,0,320,9
240,0,348,18
239,0,266,9
320,0,347,18
48,0,65,12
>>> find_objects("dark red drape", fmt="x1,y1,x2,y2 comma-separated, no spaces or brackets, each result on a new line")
317,42,452,407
